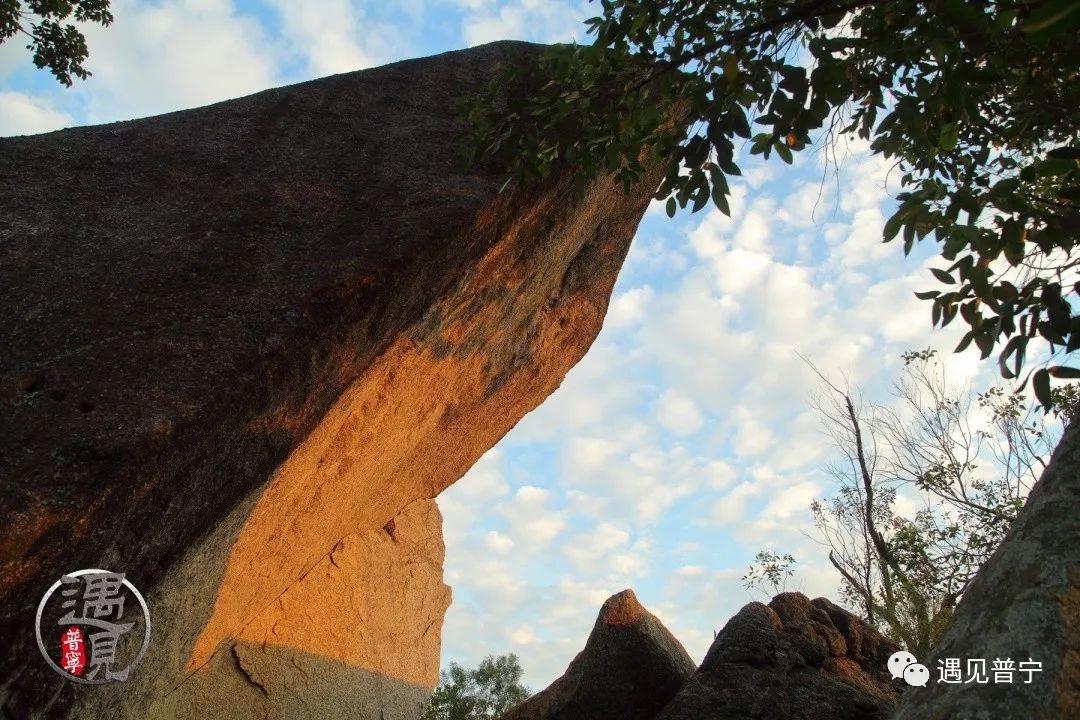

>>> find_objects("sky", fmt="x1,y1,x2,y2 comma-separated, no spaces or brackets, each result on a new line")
0,0,1024,692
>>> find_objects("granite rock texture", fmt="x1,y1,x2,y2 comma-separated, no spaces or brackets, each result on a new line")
893,420,1080,720
497,590,697,720
0,41,665,719
656,593,901,720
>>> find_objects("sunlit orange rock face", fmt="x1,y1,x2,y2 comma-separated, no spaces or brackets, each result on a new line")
0,41,666,719
147,499,452,719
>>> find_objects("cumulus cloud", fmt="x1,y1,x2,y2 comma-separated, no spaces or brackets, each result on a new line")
485,530,514,554
500,485,567,548
607,285,655,329
459,0,591,46
713,481,762,524
657,389,705,436
562,522,630,568
265,0,404,77
77,0,279,122
0,92,73,136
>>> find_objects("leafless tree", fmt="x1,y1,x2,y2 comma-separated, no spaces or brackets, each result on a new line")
805,349,1063,658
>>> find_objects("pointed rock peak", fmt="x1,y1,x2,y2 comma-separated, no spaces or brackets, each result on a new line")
598,588,646,626
499,589,694,720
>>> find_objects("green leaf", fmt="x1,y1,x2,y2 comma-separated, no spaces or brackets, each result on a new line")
1058,186,1080,202
883,212,904,242
1002,221,1026,265
692,183,710,212
931,268,955,284
775,141,793,164
1047,146,1080,160
712,185,731,216
939,123,958,152
990,178,1020,197
974,329,995,359
1033,368,1052,408
665,196,676,218
1020,0,1080,38
719,159,742,176
730,107,751,139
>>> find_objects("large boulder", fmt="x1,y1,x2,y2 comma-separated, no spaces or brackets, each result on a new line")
655,593,900,720
0,42,667,719
893,421,1080,720
149,498,450,720
498,589,696,720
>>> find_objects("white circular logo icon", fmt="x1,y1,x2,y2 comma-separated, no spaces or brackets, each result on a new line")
35,569,151,684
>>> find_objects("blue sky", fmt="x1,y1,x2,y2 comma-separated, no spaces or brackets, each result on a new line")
1,0,1017,691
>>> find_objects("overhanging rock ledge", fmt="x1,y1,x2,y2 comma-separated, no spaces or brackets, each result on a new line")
0,41,667,720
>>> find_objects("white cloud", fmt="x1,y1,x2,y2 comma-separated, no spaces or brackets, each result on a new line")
77,0,279,123
0,92,73,136
713,481,761,524
265,0,402,77
703,460,735,489
609,551,647,575
440,449,510,548
485,530,514,554
455,449,510,501
500,486,566,547
562,522,629,568
608,285,654,329
775,179,836,229
729,406,777,457
564,436,621,476
760,480,822,523
460,0,591,46
512,339,642,442
508,624,536,646
657,389,705,436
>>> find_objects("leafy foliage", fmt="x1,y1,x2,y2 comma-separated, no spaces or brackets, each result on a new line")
467,0,1080,405
423,654,531,720
0,1,113,86
742,550,797,597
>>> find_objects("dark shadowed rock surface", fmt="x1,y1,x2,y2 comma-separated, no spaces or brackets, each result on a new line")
893,421,1080,720
497,590,696,720
0,41,668,719
655,592,900,720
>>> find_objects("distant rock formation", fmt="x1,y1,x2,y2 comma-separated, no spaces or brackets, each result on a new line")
657,593,899,720
497,590,696,720
0,41,667,720
506,591,899,720
893,420,1080,720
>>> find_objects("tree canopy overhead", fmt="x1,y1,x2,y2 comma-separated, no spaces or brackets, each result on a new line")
468,0,1080,406
1,1,113,86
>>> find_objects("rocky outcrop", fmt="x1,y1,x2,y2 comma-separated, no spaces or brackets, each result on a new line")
148,498,450,719
504,591,897,720
893,420,1080,720
0,41,667,719
656,593,899,720
498,590,696,720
